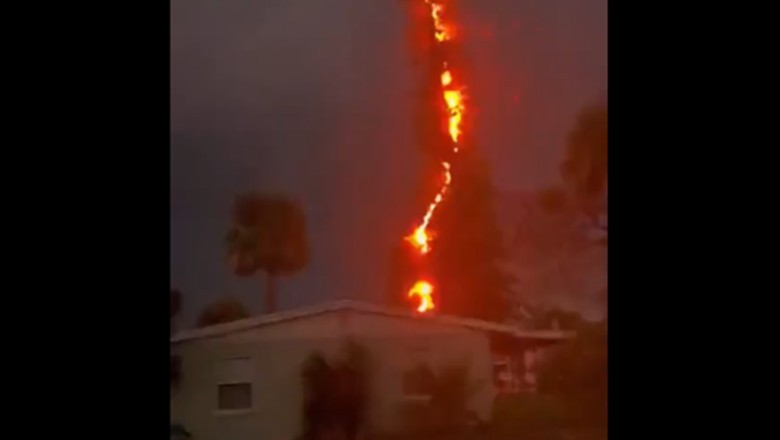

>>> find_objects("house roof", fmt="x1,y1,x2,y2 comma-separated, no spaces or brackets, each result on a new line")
171,300,574,344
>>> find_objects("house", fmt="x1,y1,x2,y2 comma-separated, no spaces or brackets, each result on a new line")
170,300,571,440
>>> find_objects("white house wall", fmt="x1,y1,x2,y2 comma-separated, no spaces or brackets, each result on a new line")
345,311,496,428
170,310,496,440
171,312,345,440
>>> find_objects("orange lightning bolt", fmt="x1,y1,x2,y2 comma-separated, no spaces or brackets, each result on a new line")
408,280,435,313
404,0,467,314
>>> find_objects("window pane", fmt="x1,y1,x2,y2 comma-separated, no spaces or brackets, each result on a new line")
218,383,252,410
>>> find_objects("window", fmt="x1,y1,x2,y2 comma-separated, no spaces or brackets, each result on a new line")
218,383,252,410
215,357,253,411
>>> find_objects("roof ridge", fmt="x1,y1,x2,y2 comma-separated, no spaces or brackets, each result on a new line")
171,299,574,343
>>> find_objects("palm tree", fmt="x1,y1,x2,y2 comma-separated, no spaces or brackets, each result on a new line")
225,192,309,313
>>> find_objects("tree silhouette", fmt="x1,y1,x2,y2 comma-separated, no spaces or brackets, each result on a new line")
537,317,607,428
509,102,607,316
557,102,608,243
562,103,607,202
300,342,370,440
196,297,250,328
226,192,309,313
432,152,514,321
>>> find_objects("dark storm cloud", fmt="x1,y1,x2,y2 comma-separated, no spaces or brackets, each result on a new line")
171,0,419,323
463,0,608,188
170,0,607,324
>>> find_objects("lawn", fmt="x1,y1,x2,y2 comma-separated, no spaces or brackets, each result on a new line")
373,394,606,440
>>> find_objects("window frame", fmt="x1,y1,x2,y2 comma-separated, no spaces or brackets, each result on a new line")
214,356,255,416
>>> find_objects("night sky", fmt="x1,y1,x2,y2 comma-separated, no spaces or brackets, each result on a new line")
171,0,607,326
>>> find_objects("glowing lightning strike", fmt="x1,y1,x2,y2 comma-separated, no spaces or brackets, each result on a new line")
405,0,467,314
405,161,451,255
408,281,435,313
428,0,453,42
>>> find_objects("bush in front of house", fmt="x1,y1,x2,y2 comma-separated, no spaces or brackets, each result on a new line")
491,394,569,433
399,363,485,438
536,318,607,430
300,341,370,440
489,318,607,440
